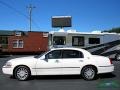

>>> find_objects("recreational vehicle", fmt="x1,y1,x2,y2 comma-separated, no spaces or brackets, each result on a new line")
49,30,120,60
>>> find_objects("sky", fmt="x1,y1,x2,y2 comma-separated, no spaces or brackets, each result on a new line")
0,0,120,32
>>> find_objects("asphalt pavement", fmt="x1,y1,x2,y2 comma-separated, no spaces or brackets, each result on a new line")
0,55,120,90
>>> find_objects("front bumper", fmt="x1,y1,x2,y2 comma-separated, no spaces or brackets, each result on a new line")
2,66,13,75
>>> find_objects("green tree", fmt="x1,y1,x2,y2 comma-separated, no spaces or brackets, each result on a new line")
103,27,120,33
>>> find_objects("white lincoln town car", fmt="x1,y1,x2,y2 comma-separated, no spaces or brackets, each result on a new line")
2,48,114,81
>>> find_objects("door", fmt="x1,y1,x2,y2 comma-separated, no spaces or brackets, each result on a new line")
36,50,62,75
61,50,84,74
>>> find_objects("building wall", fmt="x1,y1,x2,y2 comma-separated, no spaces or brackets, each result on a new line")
7,32,48,53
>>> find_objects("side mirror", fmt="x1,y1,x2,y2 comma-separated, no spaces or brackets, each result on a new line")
45,55,48,62
39,55,48,62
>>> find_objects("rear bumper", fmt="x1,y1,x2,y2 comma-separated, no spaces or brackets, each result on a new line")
98,64,114,74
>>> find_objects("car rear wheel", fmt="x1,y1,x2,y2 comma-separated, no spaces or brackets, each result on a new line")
81,66,96,80
14,66,31,81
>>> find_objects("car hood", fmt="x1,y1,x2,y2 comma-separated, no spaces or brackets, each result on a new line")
8,56,37,64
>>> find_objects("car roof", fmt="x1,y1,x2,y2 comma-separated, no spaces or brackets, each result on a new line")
51,47,83,51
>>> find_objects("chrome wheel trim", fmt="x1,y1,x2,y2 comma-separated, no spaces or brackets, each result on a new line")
84,68,95,79
16,67,28,80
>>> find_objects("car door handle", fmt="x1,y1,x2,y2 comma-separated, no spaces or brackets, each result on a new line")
79,60,83,62
55,60,59,63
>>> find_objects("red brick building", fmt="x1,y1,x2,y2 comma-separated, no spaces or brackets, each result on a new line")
0,30,48,54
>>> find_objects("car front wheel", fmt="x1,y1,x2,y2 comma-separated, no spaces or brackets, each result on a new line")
81,66,97,80
14,66,31,81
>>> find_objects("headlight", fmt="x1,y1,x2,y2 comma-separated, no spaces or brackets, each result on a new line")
3,62,12,68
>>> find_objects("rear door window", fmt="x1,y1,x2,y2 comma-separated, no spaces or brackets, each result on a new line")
62,50,84,58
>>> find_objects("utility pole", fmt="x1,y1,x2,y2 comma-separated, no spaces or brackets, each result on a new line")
27,4,35,31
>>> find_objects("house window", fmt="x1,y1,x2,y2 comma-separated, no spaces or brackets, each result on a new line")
43,33,48,37
0,37,8,44
53,36,66,45
72,36,84,46
15,32,21,36
13,40,24,48
0,37,8,49
89,38,100,44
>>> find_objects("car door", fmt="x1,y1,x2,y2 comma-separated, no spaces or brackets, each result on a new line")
61,50,84,74
36,50,62,75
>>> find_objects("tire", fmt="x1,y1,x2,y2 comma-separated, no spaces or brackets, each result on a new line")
115,53,120,61
14,66,31,81
81,66,97,80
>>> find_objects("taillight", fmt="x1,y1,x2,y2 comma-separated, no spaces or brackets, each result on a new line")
109,58,112,64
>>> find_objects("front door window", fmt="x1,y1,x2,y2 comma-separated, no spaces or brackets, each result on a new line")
45,50,62,59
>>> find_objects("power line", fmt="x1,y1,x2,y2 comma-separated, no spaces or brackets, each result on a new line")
0,1,28,19
0,1,41,31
